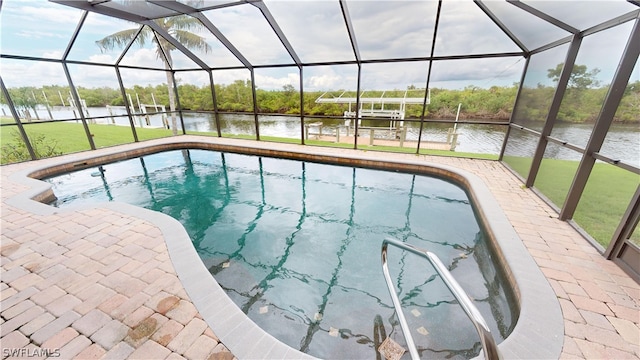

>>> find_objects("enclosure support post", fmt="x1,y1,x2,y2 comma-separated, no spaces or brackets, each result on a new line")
170,70,186,135
417,0,442,155
115,66,139,142
560,18,640,220
526,34,582,188
62,62,96,150
353,66,362,150
339,0,361,150
604,184,640,282
606,184,640,259
0,76,36,160
499,56,530,161
299,66,305,146
208,70,221,137
251,69,260,141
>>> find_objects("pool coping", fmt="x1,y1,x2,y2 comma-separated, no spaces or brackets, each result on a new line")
5,136,563,359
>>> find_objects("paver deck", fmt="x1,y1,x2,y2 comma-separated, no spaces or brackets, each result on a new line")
1,136,638,359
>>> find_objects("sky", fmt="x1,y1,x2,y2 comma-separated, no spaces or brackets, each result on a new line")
0,0,638,92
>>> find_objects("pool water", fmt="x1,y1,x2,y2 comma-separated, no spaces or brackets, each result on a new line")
46,149,517,359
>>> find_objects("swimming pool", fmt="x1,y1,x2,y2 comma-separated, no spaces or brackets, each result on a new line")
44,148,517,359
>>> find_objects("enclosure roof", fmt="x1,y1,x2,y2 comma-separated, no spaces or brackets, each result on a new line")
8,1,640,64
0,0,638,90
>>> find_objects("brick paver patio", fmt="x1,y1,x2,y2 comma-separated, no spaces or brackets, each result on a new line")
1,137,638,359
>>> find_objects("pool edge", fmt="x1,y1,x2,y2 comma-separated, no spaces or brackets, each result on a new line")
5,136,564,360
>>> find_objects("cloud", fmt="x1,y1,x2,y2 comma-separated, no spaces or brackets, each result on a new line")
179,21,244,68
0,1,82,57
1,2,80,37
42,51,64,59
525,0,637,31
361,62,429,90
0,54,120,89
0,59,68,87
430,57,524,88
435,1,520,56
83,9,136,30
1,0,633,93
348,1,437,59
212,69,251,86
201,5,294,65
255,71,300,89
571,20,636,85
263,0,355,63
14,30,68,40
303,65,359,91
481,0,571,50
11,4,82,24
120,48,166,69
67,12,141,62
68,64,120,88
88,54,117,64
306,74,345,90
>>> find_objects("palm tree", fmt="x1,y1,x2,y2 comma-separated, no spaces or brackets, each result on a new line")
96,15,211,135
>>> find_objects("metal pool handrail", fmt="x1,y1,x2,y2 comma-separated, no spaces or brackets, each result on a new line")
381,238,502,360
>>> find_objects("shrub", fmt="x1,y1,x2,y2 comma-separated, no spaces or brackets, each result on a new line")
1,130,62,163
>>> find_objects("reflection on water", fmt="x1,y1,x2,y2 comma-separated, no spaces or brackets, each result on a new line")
45,149,518,359
185,113,639,166
4,105,638,166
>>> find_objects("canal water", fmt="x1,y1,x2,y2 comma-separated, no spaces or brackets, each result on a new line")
4,106,639,166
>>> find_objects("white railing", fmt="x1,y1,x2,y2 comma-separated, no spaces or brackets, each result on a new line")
381,237,502,360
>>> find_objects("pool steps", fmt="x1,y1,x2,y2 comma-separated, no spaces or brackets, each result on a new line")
381,238,502,360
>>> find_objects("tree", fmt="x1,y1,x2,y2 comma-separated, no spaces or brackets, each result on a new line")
8,87,39,121
547,63,601,90
547,63,604,122
96,15,211,135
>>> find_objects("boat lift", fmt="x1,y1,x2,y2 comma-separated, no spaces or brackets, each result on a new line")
312,89,458,151
315,89,430,129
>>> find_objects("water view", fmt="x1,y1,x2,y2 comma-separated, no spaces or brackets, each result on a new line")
4,105,639,166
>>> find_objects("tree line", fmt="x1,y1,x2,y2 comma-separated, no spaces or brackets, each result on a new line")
3,78,638,123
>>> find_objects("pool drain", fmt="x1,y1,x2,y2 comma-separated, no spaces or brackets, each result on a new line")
378,337,405,360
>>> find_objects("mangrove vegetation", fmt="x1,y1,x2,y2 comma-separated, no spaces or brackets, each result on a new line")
3,63,638,123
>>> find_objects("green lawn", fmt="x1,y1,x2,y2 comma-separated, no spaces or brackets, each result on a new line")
1,122,173,163
504,155,640,247
184,129,499,159
256,136,499,160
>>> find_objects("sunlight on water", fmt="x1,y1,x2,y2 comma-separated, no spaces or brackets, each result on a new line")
46,149,518,359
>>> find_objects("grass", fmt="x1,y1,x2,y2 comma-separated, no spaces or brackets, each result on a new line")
0,122,503,163
1,122,173,163
504,155,640,247
254,136,498,159
186,129,499,159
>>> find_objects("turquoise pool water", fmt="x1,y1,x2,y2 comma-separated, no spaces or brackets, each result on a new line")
45,149,517,359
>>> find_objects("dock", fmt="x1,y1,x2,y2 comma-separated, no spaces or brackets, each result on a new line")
304,122,457,151
310,89,459,150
